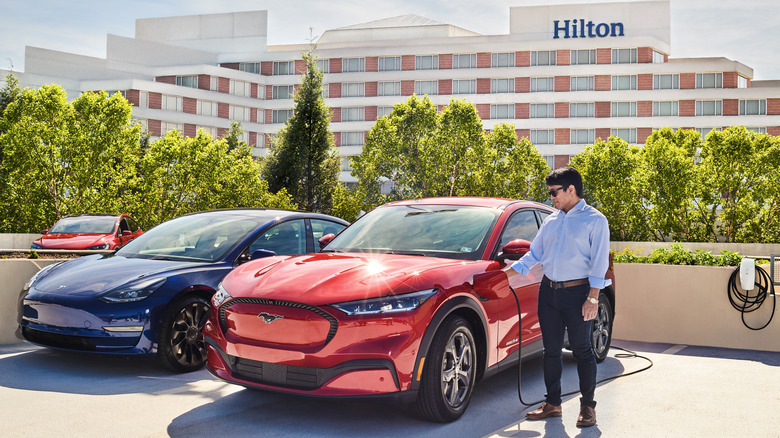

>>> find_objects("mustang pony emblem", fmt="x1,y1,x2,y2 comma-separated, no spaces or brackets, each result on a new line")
258,312,284,324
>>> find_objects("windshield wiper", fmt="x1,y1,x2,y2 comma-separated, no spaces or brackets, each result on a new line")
386,250,427,256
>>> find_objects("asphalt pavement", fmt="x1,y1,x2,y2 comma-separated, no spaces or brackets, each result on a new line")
1,340,779,437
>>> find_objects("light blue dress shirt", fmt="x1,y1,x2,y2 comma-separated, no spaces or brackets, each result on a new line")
510,199,612,290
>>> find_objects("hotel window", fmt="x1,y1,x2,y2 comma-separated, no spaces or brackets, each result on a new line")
272,85,294,100
653,101,679,116
612,75,637,90
695,100,722,116
738,75,749,89
695,127,719,138
176,75,198,88
272,109,293,124
571,129,595,144
316,59,329,73
273,61,295,75
342,58,365,73
452,79,476,94
611,102,637,117
490,104,513,119
491,78,514,93
570,76,595,91
377,106,394,118
570,102,595,118
162,95,182,112
453,54,477,69
415,55,438,70
197,101,219,117
198,126,217,138
230,80,252,97
341,107,365,122
415,80,438,95
652,51,665,63
138,91,149,108
654,74,680,90
378,81,401,96
257,85,265,100
531,51,556,66
492,52,515,68
543,155,554,169
696,73,723,89
612,48,637,64
739,99,766,115
162,122,183,134
747,127,767,134
530,129,555,145
210,77,218,91
340,157,353,172
571,49,596,65
530,103,554,118
321,84,329,99
257,109,264,122
378,56,401,71
342,82,365,98
341,131,365,146
230,106,251,122
612,128,637,143
239,63,261,74
530,77,554,92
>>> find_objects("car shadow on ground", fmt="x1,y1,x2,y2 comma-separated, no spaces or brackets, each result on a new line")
166,353,628,438
0,344,207,395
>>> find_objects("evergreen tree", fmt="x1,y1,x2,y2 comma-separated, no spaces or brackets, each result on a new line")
262,51,339,213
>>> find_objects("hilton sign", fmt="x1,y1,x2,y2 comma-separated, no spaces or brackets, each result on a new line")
553,19,625,38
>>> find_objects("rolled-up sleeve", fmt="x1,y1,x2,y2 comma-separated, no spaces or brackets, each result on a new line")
587,215,612,290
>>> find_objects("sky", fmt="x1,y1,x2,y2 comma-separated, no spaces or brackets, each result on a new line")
2,0,780,80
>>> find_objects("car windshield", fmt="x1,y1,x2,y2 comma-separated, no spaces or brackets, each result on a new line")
116,214,261,262
325,204,498,260
49,216,117,234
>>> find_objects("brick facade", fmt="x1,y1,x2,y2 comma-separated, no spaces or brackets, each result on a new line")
595,101,611,118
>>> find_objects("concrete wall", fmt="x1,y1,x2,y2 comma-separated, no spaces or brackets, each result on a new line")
612,263,780,352
0,234,41,250
0,259,64,344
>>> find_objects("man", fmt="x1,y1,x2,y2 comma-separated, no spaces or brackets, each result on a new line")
503,166,611,428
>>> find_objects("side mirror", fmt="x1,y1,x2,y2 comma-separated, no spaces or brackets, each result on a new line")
121,230,133,237
250,249,277,261
41,229,48,235
318,233,335,250
497,239,532,263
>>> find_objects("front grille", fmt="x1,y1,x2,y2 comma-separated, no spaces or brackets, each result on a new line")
218,297,338,344
234,356,320,389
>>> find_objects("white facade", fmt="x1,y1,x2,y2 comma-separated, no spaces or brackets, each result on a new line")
4,1,780,180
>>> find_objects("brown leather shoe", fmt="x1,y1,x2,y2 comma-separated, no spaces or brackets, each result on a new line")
526,402,562,420
576,406,596,427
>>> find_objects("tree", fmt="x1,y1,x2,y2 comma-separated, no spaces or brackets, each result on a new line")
133,130,294,229
640,128,712,241
262,50,339,213
571,136,649,241
0,72,21,120
0,86,142,232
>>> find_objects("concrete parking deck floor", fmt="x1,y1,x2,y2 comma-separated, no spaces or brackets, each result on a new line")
1,340,779,437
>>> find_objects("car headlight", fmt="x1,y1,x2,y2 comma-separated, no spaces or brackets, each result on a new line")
86,243,110,250
30,243,42,250
99,278,166,303
330,289,438,316
212,283,233,308
23,262,62,291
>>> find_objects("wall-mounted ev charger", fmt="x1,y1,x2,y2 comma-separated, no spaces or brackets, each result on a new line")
740,257,755,291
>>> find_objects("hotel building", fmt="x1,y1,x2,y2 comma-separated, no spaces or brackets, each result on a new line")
5,0,780,182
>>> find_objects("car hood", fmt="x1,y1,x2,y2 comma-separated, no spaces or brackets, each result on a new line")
36,234,109,249
222,252,471,306
32,254,210,295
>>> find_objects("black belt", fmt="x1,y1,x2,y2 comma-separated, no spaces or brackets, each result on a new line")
543,276,589,289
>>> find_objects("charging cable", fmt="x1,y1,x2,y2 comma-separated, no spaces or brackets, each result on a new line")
509,286,654,407
728,264,776,331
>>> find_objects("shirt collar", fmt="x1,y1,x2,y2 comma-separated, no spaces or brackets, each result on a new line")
562,198,586,215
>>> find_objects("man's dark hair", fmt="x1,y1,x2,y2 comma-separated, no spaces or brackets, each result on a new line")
545,167,583,197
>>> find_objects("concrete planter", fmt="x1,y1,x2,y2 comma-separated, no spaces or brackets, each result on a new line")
0,259,65,345
612,263,780,352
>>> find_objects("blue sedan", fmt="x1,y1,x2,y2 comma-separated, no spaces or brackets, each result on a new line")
17,209,348,372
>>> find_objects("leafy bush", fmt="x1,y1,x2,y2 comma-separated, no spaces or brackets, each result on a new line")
613,244,748,266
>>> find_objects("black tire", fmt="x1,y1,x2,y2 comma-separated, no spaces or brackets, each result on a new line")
157,295,210,372
591,291,613,363
415,315,477,423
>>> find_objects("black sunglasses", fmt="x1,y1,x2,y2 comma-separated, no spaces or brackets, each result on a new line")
548,186,569,197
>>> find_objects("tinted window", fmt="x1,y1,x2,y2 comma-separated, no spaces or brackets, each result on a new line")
249,219,306,256
311,219,347,253
498,210,539,251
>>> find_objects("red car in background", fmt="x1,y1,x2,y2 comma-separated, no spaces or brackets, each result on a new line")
31,214,143,250
204,198,616,422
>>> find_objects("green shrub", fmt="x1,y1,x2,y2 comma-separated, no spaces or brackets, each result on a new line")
612,244,746,266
